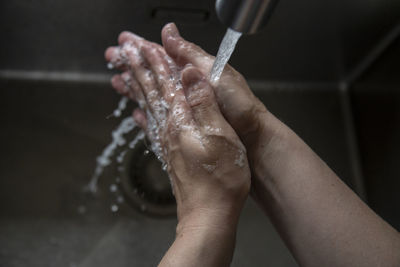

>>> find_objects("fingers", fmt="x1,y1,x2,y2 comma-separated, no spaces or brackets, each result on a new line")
105,46,129,70
141,45,175,102
104,32,160,71
122,41,167,124
110,72,149,109
118,31,144,46
105,31,148,70
181,66,225,128
122,72,148,109
106,32,166,120
133,108,147,130
111,74,132,98
161,23,214,72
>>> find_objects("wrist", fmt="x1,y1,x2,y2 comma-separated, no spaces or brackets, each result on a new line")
241,107,280,158
243,109,296,181
164,207,238,267
176,206,240,238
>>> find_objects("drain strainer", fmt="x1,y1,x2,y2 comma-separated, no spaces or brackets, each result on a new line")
120,141,176,217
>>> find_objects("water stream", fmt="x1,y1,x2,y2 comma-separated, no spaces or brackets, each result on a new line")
210,28,242,83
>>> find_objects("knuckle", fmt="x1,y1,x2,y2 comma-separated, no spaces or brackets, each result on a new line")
187,86,213,108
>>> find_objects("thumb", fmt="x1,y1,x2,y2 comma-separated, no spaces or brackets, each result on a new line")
161,23,214,71
181,66,224,128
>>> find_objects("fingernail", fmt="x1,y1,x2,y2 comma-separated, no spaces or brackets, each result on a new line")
104,47,116,61
111,75,125,91
133,109,146,129
166,22,180,38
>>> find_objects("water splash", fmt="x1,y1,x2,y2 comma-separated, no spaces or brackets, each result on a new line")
86,116,137,193
113,96,129,118
210,28,242,83
116,130,146,164
110,204,119,213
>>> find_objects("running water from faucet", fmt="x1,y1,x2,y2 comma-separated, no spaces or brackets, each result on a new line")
209,28,242,83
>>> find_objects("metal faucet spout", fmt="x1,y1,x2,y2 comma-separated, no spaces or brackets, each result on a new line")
215,0,279,34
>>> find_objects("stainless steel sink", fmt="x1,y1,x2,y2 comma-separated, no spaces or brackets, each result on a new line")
1,0,399,265
0,77,364,267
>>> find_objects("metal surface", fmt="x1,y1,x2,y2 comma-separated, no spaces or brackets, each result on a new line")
0,79,279,266
351,84,400,232
215,0,278,34
349,36,400,231
120,142,176,217
1,0,398,81
0,0,399,265
0,77,359,266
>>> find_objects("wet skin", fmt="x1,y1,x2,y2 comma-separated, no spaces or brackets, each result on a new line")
105,26,250,267
105,23,400,267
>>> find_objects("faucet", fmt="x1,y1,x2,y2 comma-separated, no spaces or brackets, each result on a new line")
215,0,279,34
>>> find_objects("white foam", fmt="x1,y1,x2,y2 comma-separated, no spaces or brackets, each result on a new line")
202,163,217,173
234,149,246,168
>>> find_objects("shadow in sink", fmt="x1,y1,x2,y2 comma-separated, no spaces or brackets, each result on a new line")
0,78,356,267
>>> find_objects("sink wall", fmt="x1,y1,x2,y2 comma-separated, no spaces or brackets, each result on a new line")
0,78,357,266
1,0,399,82
1,0,400,266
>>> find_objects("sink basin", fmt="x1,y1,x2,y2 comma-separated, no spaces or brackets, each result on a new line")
0,77,362,267
1,0,399,263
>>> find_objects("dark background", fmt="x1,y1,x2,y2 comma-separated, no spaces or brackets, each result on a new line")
0,0,399,266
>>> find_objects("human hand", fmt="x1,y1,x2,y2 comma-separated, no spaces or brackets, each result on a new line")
105,32,251,231
160,23,271,149
106,25,400,267
105,24,274,188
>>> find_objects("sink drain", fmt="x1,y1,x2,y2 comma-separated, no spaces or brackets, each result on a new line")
119,140,176,217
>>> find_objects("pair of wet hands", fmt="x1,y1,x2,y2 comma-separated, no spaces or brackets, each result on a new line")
105,23,266,227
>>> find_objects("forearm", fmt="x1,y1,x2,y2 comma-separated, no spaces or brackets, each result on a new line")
158,211,238,267
248,111,400,267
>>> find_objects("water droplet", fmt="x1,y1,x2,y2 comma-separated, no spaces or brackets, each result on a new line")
109,184,118,193
107,62,114,69
116,195,124,203
111,204,119,213
113,109,121,117
77,205,87,215
162,163,168,171
143,149,150,156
